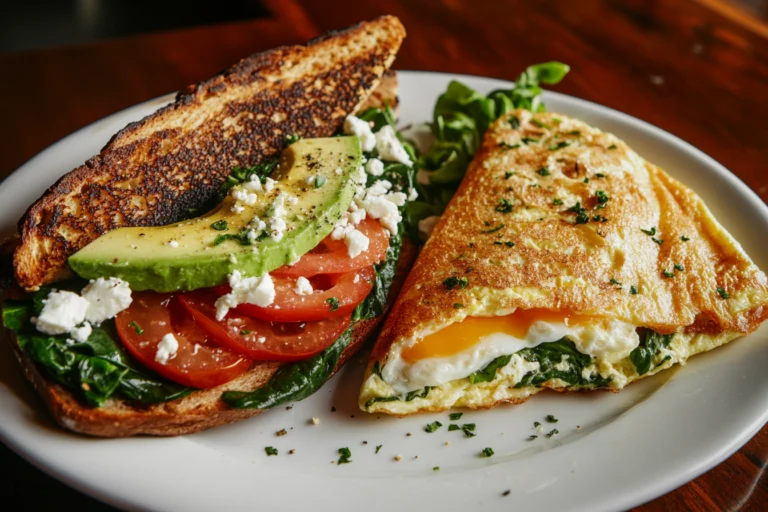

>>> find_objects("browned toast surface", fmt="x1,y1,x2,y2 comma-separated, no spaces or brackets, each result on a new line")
14,15,406,291
9,239,416,437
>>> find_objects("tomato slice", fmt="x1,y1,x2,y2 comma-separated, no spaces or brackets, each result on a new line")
271,217,389,278
214,266,375,322
115,292,252,389
178,290,351,361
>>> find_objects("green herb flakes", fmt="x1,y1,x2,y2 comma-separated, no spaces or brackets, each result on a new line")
433,466,440,471
211,220,228,231
681,235,690,241
495,198,514,213
716,287,730,299
641,227,657,236
482,223,506,234
443,276,469,290
375,445,382,454
508,115,520,129
630,285,638,295
453,303,465,309
448,424,460,432
481,447,495,457
314,175,327,189
583,177,589,183
533,421,541,428
536,167,551,176
265,446,278,456
652,237,664,245
608,144,618,150
674,263,685,271
504,171,515,179
521,137,539,145
449,412,463,421
553,198,563,206
337,447,352,464
528,435,538,440
240,329,251,335
462,423,476,437
549,141,571,151
531,119,549,129
424,421,443,433
545,414,558,423
326,297,340,311
128,321,144,335
547,429,559,437
609,278,622,287
595,190,609,204
662,270,675,278
499,142,520,150
568,202,589,224
595,173,606,178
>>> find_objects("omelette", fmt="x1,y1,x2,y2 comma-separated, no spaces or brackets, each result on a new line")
359,109,768,415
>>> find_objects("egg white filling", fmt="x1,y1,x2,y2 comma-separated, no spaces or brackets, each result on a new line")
381,317,640,394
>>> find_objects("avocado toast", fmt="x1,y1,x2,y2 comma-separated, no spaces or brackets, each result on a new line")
3,16,418,437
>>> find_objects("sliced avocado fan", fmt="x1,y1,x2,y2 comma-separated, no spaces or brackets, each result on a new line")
68,137,363,292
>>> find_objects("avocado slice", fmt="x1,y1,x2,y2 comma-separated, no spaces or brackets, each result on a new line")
68,137,362,292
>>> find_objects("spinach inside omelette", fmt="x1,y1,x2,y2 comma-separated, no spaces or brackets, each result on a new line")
359,109,768,415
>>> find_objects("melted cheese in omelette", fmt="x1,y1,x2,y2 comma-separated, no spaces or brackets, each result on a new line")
381,309,639,393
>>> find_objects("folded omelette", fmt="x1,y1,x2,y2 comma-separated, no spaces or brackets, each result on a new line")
359,109,768,415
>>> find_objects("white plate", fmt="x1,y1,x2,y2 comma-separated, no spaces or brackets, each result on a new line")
1,71,766,512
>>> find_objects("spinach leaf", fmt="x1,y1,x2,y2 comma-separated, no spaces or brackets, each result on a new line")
629,329,675,376
364,386,433,409
222,327,352,409
513,338,612,389
468,354,512,384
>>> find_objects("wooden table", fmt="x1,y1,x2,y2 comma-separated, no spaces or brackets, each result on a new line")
1,0,766,509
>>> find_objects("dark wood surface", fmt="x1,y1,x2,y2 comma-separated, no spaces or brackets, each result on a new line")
1,0,766,509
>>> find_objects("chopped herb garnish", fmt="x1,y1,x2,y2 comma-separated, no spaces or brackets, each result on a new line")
481,447,495,457
337,447,352,465
568,202,589,224
531,119,549,129
595,190,609,203
641,226,657,236
128,321,144,335
630,285,638,295
568,130,581,136
433,466,440,471
521,137,539,144
547,429,559,437
592,214,608,222
285,133,301,145
608,144,617,150
504,171,515,179
545,414,558,423
595,173,606,178
375,445,382,454
265,446,278,456
424,421,443,433
536,167,551,176
211,220,228,231
553,198,563,206
499,142,521,150
326,297,340,311
314,175,327,188
462,423,476,437
583,177,589,183
681,235,690,241
533,421,541,428
482,223,506,234
240,329,251,335
495,198,514,213
528,435,538,440
716,287,730,299
443,276,469,290
549,141,571,151
662,270,675,278
449,412,463,421
508,115,520,129
503,490,511,497
652,237,664,245
453,303,465,308
609,278,622,287
448,424,460,431
674,263,685,271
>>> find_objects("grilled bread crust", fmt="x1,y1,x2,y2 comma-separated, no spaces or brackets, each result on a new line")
14,15,406,291
8,239,416,437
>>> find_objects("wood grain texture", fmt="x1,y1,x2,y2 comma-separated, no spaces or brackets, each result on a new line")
1,0,766,510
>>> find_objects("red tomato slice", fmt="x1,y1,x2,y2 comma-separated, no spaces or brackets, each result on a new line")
178,290,351,361
115,292,252,389
214,266,375,322
271,217,389,278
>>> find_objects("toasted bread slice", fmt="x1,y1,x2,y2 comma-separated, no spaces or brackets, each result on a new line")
14,15,406,291
9,239,416,437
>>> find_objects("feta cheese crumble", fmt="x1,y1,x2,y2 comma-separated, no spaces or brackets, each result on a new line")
365,158,385,176
345,229,370,258
375,125,412,165
418,215,441,240
407,188,419,202
295,276,314,296
155,333,179,364
267,193,288,242
81,277,133,325
33,290,89,335
343,115,376,152
215,271,276,320
70,322,92,343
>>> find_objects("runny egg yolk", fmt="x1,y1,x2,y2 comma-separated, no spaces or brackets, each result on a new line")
401,309,593,363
